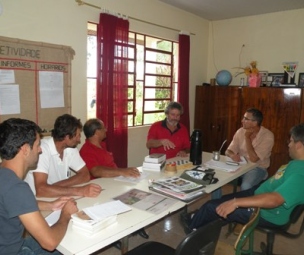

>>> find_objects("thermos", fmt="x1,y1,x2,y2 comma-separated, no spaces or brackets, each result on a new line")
190,129,202,165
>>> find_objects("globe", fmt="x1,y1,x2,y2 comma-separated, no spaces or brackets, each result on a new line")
216,70,232,86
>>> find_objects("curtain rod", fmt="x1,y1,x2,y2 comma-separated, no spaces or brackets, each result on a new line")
75,0,196,35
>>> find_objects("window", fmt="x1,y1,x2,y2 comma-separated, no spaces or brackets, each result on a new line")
87,22,178,126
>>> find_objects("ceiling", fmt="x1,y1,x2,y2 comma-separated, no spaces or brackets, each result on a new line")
158,0,304,21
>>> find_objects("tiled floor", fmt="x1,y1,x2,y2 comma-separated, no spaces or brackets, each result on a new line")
94,184,304,255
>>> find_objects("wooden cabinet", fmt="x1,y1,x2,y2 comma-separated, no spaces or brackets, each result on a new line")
194,86,302,177
194,86,241,153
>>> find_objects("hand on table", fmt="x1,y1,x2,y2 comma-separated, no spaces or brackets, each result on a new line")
82,183,102,197
123,167,141,178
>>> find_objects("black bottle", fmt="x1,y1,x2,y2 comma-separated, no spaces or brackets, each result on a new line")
190,129,202,165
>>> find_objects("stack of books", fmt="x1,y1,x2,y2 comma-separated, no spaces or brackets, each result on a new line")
71,200,131,236
72,213,117,236
142,153,166,171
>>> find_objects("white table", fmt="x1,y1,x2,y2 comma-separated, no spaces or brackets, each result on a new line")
50,152,256,255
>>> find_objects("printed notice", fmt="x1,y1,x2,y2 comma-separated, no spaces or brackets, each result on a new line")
0,84,21,115
39,71,64,108
0,70,15,84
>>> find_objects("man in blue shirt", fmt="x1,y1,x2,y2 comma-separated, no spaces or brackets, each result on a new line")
0,118,78,254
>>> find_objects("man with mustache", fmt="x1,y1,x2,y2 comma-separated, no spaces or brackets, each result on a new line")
146,102,190,159
25,114,102,198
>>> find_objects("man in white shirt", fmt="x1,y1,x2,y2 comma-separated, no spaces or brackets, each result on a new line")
25,114,102,198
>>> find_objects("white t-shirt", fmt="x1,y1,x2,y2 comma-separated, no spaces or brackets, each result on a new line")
24,137,85,195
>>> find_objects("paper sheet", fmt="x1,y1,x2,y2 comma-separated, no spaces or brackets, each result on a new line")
205,160,240,172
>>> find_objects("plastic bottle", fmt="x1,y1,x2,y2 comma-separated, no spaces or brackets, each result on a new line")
190,129,202,165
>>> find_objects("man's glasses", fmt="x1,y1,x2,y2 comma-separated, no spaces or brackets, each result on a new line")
242,116,256,121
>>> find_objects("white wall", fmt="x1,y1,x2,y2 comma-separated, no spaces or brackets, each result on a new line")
207,9,304,85
0,0,209,166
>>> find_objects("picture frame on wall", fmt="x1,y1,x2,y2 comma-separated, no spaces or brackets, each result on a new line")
298,73,304,87
268,73,284,87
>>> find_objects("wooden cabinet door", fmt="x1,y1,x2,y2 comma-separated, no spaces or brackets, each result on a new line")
241,87,301,176
194,86,241,153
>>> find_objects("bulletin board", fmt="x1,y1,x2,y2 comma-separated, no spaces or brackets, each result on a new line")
0,36,74,131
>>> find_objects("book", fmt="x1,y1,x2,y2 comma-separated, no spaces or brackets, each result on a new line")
72,213,117,236
70,200,131,236
142,160,166,170
144,153,166,163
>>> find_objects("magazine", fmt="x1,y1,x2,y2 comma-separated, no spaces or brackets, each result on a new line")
151,176,204,193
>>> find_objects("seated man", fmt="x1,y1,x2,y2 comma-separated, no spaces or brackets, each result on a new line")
146,101,190,159
25,114,102,197
182,123,304,234
212,108,274,199
0,118,78,254
80,119,148,241
79,118,140,179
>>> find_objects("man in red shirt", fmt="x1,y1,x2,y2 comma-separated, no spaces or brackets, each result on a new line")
80,118,140,179
79,118,147,241
146,102,190,159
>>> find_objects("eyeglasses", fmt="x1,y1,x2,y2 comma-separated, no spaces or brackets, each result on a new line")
242,116,256,121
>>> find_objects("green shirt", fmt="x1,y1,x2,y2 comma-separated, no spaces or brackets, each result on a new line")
255,160,304,225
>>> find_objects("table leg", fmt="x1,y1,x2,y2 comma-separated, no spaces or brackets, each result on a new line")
120,236,129,255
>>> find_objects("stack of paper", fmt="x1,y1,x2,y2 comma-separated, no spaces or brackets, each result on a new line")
71,200,131,236
149,176,205,202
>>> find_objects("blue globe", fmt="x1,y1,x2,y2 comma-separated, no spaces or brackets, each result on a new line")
216,70,232,86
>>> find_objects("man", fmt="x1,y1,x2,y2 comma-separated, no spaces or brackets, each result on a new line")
79,118,146,242
0,118,78,254
182,123,304,233
212,108,274,200
25,114,102,197
146,102,190,159
226,108,274,190
80,118,140,179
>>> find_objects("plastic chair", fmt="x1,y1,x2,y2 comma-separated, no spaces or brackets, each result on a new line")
124,219,223,255
257,204,304,255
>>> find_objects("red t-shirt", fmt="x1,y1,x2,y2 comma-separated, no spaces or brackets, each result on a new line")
147,120,190,159
80,140,117,179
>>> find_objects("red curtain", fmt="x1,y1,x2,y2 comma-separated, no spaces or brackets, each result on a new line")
96,13,129,167
177,34,190,132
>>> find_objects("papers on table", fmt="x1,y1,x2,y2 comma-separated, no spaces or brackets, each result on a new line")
114,188,177,214
114,171,148,183
205,160,240,172
225,156,248,165
46,200,132,236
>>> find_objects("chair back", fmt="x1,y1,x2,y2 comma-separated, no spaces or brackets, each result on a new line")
175,219,223,255
234,207,260,255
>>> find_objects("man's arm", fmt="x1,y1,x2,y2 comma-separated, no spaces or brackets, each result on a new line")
34,170,102,198
244,133,260,162
19,199,78,251
225,149,242,162
38,197,71,211
216,192,285,218
90,166,140,178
